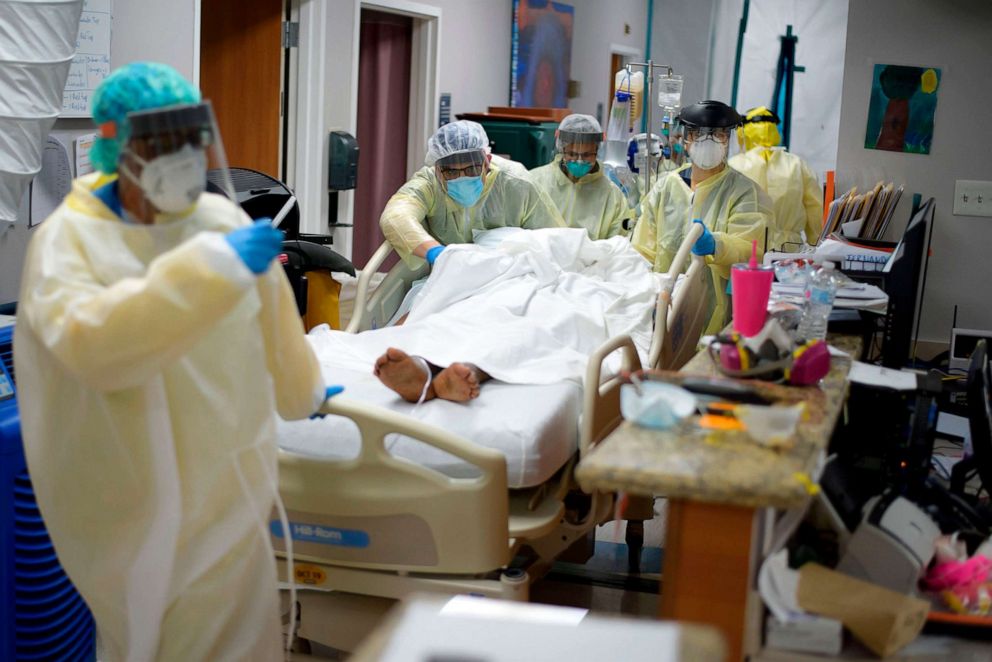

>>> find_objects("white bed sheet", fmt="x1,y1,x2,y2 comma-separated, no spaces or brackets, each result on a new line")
279,228,658,488
278,366,581,489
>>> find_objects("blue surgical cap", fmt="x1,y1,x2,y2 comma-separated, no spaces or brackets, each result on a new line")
90,61,201,174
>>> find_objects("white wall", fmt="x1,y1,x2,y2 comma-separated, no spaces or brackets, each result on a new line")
707,0,849,178
0,0,199,305
835,0,992,343
432,0,512,117
111,0,199,80
651,0,716,128
568,0,647,123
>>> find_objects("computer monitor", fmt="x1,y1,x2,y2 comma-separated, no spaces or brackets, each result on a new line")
880,198,933,368
957,340,992,495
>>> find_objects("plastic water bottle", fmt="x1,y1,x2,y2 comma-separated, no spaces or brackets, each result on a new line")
797,262,842,341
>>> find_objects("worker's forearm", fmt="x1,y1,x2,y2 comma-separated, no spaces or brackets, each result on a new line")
413,240,441,258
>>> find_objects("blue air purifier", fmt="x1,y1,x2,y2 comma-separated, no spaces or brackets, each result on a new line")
0,323,96,660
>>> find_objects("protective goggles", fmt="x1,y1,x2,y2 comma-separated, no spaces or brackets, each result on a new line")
707,332,831,386
685,127,732,144
435,150,486,180
561,146,599,162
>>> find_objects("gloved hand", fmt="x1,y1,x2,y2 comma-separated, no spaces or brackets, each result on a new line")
310,385,345,419
690,219,716,256
426,245,445,266
225,219,284,275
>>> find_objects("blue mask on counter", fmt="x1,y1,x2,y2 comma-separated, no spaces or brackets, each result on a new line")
446,176,484,207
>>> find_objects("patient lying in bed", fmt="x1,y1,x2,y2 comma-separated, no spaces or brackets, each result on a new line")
318,227,662,394
374,348,489,403
279,228,663,487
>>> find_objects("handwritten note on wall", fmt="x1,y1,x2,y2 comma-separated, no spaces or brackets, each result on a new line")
62,0,113,117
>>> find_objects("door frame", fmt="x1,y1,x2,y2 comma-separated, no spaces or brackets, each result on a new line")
287,0,440,259
361,0,441,177
610,43,643,71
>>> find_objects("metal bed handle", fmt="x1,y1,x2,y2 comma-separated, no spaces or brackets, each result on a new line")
581,334,641,458
647,221,705,369
345,241,395,334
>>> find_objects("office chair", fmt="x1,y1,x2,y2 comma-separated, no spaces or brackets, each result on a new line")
206,168,355,326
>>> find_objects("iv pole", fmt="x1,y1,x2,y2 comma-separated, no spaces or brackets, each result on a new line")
625,60,675,198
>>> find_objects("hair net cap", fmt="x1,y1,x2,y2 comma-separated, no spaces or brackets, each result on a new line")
425,120,489,166
558,114,602,136
557,114,603,151
90,61,201,174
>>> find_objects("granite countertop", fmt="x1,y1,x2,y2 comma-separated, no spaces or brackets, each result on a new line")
576,335,862,509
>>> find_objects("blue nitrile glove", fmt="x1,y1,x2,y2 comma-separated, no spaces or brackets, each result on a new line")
310,385,345,419
426,245,445,266
225,219,285,274
690,219,716,256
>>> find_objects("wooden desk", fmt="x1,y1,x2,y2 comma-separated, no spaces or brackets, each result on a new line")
576,336,861,661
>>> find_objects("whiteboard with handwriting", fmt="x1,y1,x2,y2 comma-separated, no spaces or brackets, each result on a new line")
61,0,113,117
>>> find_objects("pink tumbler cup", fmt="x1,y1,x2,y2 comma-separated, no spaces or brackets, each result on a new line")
731,262,774,336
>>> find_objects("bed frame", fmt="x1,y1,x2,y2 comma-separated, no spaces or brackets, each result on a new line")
274,227,710,649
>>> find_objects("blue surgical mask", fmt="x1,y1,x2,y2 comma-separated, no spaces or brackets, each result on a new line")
565,160,594,179
446,176,484,207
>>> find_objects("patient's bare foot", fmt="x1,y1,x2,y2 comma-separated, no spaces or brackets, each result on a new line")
432,363,485,402
374,347,434,403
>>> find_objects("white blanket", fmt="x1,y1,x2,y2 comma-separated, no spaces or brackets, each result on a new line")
308,228,660,385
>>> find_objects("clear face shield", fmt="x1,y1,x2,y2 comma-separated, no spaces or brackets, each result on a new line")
558,131,601,179
118,101,235,222
557,130,601,161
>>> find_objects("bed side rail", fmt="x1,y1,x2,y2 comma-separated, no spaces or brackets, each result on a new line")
345,242,429,333
647,221,706,370
581,334,642,457
276,397,510,574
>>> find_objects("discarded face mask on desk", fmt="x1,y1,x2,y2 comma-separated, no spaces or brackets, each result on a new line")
620,380,697,430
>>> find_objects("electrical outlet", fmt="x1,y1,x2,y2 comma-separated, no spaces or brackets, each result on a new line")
953,180,992,217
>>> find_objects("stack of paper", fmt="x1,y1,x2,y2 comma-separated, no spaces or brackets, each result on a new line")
819,182,904,243
771,282,889,313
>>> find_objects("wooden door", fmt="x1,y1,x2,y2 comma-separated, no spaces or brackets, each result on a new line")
609,52,624,107
200,0,284,176
352,9,413,269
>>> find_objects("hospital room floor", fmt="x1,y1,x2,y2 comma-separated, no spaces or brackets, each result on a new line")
529,498,666,618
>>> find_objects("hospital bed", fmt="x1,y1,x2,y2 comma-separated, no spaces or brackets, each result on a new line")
273,227,711,644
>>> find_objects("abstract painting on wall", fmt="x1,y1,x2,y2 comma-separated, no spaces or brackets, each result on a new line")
510,0,573,108
864,64,941,154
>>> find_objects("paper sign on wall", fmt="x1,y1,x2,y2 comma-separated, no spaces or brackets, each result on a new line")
75,133,97,176
62,0,113,117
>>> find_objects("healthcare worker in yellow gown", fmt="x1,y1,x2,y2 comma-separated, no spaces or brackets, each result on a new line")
527,113,631,240
379,120,564,269
728,106,823,250
14,62,340,661
632,100,773,334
